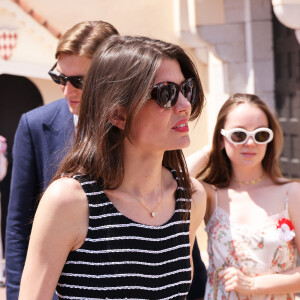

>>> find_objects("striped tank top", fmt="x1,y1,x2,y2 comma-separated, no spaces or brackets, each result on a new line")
56,169,192,299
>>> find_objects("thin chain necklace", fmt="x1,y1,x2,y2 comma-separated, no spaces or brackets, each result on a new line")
120,177,163,218
232,173,264,185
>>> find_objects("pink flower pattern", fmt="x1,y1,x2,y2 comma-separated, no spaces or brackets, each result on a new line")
204,206,296,300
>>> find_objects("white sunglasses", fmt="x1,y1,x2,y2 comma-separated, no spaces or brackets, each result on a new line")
221,128,274,145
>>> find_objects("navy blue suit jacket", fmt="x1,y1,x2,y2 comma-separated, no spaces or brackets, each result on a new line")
5,98,73,300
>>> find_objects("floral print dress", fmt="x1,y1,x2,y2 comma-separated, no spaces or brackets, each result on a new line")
204,190,296,300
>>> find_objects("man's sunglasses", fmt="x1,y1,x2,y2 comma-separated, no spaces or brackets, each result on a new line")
48,62,84,90
151,78,197,109
221,128,274,145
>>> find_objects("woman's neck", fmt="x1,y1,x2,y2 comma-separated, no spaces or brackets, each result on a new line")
122,144,165,195
231,165,265,183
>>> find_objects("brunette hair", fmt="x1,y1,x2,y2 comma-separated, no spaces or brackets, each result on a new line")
198,93,284,187
55,21,119,59
55,35,205,200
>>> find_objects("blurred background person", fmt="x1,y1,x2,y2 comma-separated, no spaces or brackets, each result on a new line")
187,93,300,300
5,20,119,300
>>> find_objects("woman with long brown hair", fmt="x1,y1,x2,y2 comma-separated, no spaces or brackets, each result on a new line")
187,93,300,300
19,35,206,300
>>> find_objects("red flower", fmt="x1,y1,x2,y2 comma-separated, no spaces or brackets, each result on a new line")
277,218,294,230
277,218,295,242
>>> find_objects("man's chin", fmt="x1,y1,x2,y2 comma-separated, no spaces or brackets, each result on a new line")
68,103,79,115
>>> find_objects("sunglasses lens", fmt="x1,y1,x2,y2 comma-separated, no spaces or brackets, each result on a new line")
49,72,61,84
181,79,196,104
151,78,196,109
231,131,247,143
49,73,66,85
255,131,270,143
69,77,83,89
157,84,178,109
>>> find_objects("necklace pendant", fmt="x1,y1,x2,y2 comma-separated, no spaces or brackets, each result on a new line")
151,211,157,218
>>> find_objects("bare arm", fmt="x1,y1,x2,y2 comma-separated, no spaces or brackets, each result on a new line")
19,177,88,300
189,177,206,249
186,145,211,178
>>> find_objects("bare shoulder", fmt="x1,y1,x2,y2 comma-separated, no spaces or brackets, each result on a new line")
200,180,215,195
189,177,206,236
286,180,300,205
287,180,300,191
190,177,206,206
40,177,87,211
197,180,216,210
30,176,89,255
190,177,206,217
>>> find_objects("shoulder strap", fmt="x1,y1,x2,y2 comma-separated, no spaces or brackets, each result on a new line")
214,188,219,217
285,191,289,217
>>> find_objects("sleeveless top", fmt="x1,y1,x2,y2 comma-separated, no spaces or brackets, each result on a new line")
205,190,297,300
56,169,192,300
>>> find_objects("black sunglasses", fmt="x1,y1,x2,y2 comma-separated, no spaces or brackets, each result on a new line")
48,62,84,90
151,78,197,109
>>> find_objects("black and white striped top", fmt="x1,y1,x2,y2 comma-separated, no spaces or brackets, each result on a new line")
56,169,192,300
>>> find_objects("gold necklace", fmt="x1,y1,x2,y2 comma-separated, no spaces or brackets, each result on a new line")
120,177,163,218
232,173,264,185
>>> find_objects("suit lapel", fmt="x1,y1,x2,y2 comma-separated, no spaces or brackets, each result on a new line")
43,100,74,186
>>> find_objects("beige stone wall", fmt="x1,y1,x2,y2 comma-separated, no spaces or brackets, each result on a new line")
195,0,225,25
24,0,179,41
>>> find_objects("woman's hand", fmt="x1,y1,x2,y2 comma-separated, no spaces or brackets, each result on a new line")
219,267,254,296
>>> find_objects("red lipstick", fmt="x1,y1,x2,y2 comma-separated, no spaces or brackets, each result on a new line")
172,119,189,132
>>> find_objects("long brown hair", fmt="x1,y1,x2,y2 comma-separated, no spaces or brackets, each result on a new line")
55,35,205,199
198,93,284,187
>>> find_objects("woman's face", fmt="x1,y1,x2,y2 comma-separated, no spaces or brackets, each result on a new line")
128,59,192,154
222,103,269,169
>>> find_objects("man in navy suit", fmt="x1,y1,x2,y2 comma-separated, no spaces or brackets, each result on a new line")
5,20,119,300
